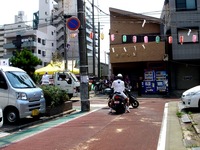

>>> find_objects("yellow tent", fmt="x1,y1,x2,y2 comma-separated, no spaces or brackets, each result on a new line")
35,64,80,75
35,64,64,75
69,68,79,75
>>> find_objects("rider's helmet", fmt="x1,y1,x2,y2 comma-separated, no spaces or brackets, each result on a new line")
117,73,123,79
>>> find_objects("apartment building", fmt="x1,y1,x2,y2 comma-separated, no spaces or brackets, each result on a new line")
52,0,99,76
109,8,166,93
3,0,57,68
0,26,4,58
161,0,200,90
1,0,103,76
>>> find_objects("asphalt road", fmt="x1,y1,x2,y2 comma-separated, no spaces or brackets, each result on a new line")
0,96,176,150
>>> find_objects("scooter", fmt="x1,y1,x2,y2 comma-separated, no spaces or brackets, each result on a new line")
108,92,127,114
107,87,139,113
124,88,139,108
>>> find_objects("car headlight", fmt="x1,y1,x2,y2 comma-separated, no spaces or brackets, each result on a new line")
16,92,27,100
41,91,44,98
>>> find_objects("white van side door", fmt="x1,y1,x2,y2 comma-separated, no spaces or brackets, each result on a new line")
0,72,9,109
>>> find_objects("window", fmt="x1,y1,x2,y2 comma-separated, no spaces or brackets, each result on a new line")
42,51,46,56
38,38,41,43
38,49,41,54
6,71,36,88
52,43,54,47
42,39,46,45
176,0,197,11
177,27,199,44
0,72,7,89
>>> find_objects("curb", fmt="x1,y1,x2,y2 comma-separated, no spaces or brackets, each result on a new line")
4,109,76,133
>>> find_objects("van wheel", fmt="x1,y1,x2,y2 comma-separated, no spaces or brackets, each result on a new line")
4,108,19,124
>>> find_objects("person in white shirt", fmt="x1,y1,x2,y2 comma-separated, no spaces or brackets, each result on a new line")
41,72,50,85
110,73,130,113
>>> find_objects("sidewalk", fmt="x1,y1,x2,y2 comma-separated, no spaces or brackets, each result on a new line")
164,102,187,150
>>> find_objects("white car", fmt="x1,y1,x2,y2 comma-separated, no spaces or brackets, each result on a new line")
181,85,200,108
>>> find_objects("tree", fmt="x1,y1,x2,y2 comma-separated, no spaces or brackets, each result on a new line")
52,50,63,63
10,48,42,80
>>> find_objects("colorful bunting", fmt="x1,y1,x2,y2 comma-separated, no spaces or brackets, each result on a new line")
133,36,137,43
111,34,115,41
168,36,173,44
179,35,184,45
192,35,197,43
144,36,148,43
155,36,160,43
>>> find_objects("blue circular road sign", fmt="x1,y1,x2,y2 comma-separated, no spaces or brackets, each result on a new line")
66,17,81,31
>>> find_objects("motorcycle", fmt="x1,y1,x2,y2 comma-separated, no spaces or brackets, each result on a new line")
108,91,127,114
124,88,139,108
107,87,139,114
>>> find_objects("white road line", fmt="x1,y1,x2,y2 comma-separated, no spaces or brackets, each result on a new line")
0,132,10,138
157,103,168,150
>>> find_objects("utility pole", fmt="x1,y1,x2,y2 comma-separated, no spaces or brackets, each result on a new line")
77,0,90,111
92,0,95,76
98,22,100,79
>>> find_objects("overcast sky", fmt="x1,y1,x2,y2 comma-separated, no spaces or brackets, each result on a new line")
0,0,164,25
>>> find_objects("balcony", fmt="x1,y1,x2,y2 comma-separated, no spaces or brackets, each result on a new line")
3,41,37,49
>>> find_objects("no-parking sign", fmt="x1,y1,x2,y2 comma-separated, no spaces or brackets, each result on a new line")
66,17,81,31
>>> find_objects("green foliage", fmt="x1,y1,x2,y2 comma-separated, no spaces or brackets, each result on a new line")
40,85,69,108
9,48,42,80
176,111,183,118
33,74,42,85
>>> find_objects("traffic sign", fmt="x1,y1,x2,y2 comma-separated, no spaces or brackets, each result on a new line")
66,17,81,31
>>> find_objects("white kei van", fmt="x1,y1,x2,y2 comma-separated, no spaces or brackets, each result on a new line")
53,71,80,99
0,66,46,124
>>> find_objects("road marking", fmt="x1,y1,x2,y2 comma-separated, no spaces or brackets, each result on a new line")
0,107,102,148
0,132,10,138
157,103,168,150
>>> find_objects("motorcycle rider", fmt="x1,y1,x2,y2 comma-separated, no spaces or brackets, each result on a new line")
109,73,130,113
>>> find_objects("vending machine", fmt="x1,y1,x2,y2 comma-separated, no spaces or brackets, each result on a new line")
155,71,168,93
143,70,156,94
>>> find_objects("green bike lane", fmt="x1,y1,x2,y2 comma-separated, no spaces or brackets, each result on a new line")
0,103,107,148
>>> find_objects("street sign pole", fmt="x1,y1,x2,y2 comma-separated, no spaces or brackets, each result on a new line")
77,0,90,112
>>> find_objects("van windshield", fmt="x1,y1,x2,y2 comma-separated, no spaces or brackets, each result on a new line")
70,73,79,82
6,71,36,88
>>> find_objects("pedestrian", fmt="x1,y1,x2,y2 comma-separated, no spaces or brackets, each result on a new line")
124,75,131,88
41,72,50,85
138,76,143,96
